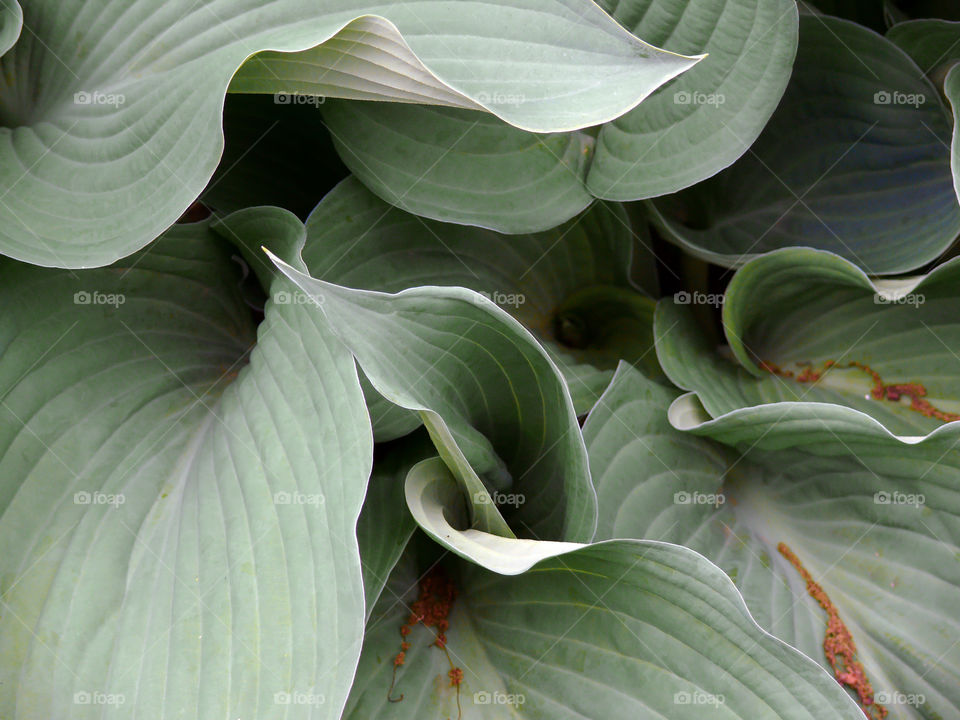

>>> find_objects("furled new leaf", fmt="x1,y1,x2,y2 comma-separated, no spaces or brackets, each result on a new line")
342,460,863,719
656,248,960,436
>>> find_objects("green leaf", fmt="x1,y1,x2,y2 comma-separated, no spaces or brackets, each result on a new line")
0,0,699,269
646,14,960,275
0,0,20,56
323,0,797,231
294,176,658,415
344,460,863,719
0,218,373,718
212,202,425,444
321,103,596,234
357,431,434,620
656,247,960,436
587,0,799,200
887,19,960,81
584,362,960,719
890,20,960,214
267,250,596,542
947,65,960,215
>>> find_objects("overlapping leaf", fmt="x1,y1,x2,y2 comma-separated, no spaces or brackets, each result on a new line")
321,0,797,232
0,0,698,268
887,19,960,216
342,459,863,719
218,201,597,541
584,362,960,719
656,247,960,436
0,218,373,718
646,14,960,275
268,251,596,542
292,176,659,415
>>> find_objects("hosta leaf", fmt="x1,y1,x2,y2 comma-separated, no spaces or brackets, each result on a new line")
323,0,796,231
656,247,960,436
343,461,863,719
267,250,596,542
357,430,433,620
948,65,960,215
886,20,960,216
0,0,20,56
294,176,658,414
0,0,698,269
887,19,960,80
228,5,702,134
320,103,596,234
213,203,424,444
646,14,960,275
586,0,799,200
584,362,960,719
0,218,374,718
